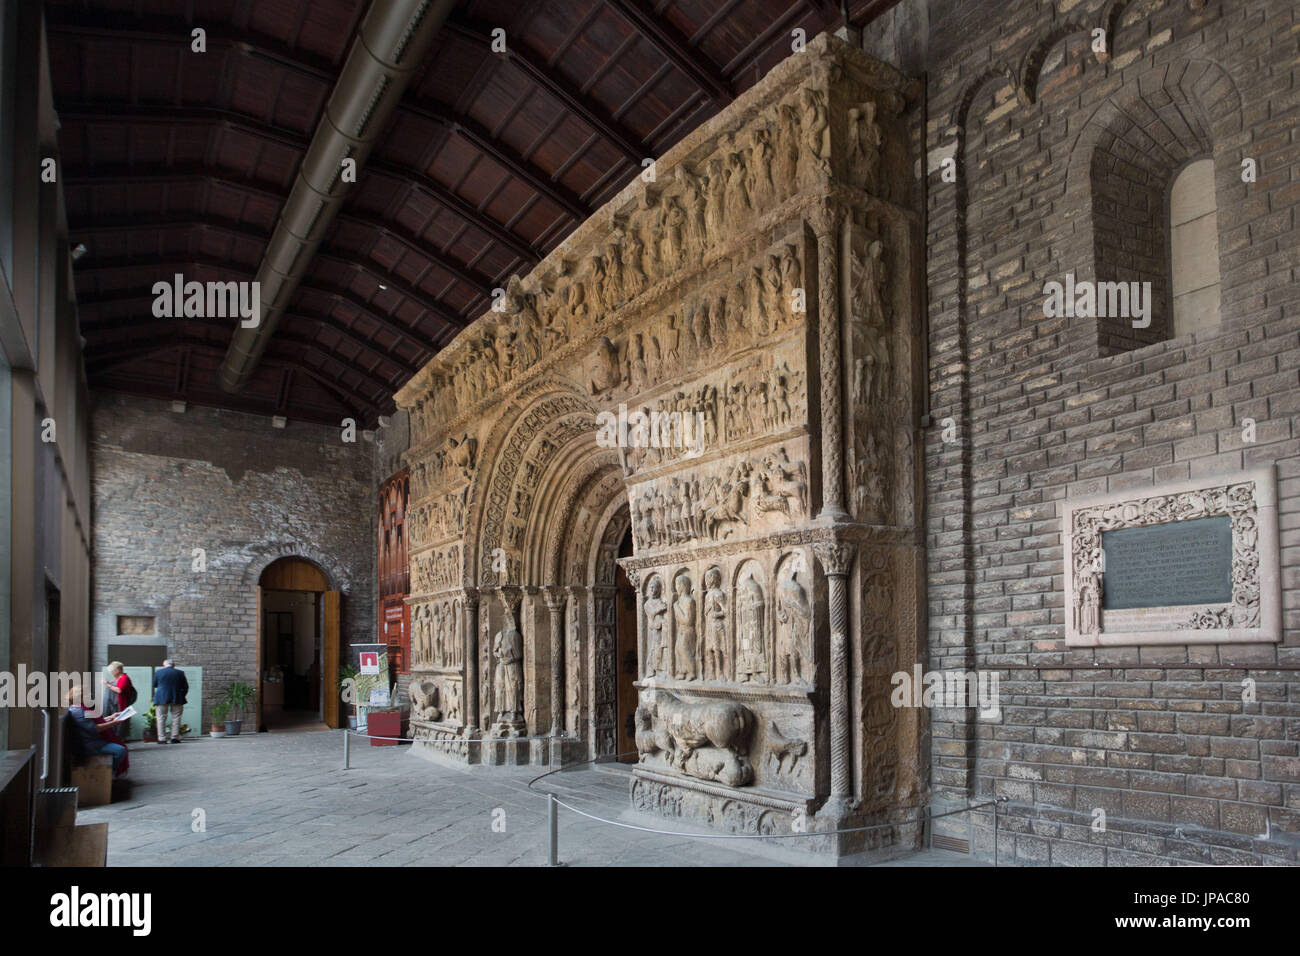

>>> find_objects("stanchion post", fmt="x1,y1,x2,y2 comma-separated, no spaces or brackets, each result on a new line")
548,793,559,866
993,799,999,868
343,728,350,770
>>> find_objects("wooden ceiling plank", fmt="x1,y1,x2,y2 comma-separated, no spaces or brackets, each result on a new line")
445,15,647,165
605,0,734,104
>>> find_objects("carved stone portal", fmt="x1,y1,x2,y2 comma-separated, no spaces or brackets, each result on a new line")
394,34,923,853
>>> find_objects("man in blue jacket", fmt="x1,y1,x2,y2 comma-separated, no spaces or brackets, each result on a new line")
152,659,189,744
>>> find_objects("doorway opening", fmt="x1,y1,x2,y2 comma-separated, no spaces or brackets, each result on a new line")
257,558,340,732
615,527,637,763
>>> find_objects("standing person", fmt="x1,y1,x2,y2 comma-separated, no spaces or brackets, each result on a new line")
101,661,137,716
66,687,130,777
151,659,188,744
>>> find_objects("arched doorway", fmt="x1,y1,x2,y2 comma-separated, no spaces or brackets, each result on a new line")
257,557,340,732
614,527,637,762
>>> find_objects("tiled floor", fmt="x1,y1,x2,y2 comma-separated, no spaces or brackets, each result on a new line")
77,730,983,866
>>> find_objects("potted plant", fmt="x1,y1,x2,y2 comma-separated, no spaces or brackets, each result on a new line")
223,682,255,736
210,702,228,738
141,704,158,742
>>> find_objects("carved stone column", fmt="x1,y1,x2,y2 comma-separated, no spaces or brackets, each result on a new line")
544,587,566,736
463,589,479,732
815,540,856,806
624,566,644,679
565,585,586,736
812,203,849,521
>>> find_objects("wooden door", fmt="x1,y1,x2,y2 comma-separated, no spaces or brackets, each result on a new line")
615,567,638,762
322,590,341,728
255,586,263,732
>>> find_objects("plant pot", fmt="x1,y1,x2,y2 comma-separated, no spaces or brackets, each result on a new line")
210,725,226,738
224,720,242,736
142,729,157,743
348,716,358,730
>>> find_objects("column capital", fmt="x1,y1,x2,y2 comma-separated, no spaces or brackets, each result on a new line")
808,200,847,238
814,540,857,577
496,587,522,617
543,586,566,612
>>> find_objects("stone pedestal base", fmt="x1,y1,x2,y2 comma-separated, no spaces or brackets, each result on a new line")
483,737,534,766
629,769,923,861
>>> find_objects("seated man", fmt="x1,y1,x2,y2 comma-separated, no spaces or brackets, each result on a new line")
65,686,130,777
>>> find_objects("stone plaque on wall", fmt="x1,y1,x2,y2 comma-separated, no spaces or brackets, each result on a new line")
1101,516,1233,610
1063,468,1281,646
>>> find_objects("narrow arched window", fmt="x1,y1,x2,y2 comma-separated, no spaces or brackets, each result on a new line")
1169,159,1221,337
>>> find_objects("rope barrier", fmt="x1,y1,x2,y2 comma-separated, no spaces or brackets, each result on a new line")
342,733,1005,863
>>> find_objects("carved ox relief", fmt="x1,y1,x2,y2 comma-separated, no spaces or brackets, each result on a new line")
635,689,756,787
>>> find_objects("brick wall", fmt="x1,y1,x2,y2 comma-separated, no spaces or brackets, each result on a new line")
91,393,376,729
922,0,1300,864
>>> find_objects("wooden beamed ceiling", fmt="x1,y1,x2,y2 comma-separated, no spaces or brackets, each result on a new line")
51,0,893,426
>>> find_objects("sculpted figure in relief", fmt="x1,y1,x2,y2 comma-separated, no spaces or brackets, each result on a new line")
736,574,767,683
703,567,728,681
409,679,441,722
799,88,830,182
847,101,883,194
587,336,621,395
491,598,525,735
673,574,698,681
1076,570,1101,635
704,158,726,240
775,563,813,685
643,577,669,678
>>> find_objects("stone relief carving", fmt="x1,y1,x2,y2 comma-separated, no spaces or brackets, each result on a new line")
775,554,813,686
765,721,808,775
490,591,526,737
635,689,756,787
630,446,809,552
412,545,460,594
702,566,729,681
673,572,698,681
409,679,442,722
643,576,669,678
392,35,922,843
736,572,768,683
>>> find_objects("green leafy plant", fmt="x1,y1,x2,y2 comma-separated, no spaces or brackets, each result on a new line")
223,682,256,721
210,702,229,724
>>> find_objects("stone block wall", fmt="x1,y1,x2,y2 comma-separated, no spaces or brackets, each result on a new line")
921,0,1300,864
90,393,376,729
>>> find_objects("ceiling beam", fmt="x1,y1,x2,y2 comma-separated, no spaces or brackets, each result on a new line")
400,97,591,221
604,0,734,105
81,299,422,376
444,15,647,165
87,321,397,397
75,284,435,363
87,335,387,416
59,109,546,263
65,196,498,299
72,252,466,338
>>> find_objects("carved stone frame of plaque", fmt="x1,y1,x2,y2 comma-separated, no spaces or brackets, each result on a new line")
1063,467,1281,647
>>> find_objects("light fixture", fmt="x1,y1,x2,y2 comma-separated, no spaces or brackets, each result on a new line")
70,243,87,261
272,415,287,429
